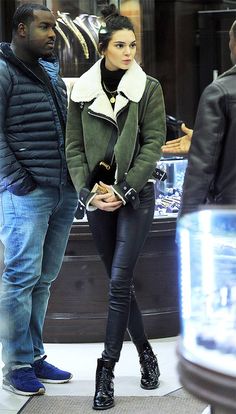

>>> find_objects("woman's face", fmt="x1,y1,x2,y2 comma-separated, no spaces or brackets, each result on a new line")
103,29,136,71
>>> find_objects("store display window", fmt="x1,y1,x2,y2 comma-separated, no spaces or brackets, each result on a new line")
16,0,142,77
16,0,187,221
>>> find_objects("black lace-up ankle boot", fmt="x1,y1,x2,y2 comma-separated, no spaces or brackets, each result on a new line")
93,358,115,410
138,342,160,390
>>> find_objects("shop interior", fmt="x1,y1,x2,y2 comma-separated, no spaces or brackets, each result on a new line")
0,1,236,413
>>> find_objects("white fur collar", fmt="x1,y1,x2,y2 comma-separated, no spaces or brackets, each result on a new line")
71,59,146,120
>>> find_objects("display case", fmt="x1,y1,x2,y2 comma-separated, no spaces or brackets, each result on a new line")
177,209,236,413
43,157,188,343
178,209,236,375
154,157,188,218
75,156,188,223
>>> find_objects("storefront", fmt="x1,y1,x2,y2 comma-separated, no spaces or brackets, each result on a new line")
1,0,236,344
1,0,236,125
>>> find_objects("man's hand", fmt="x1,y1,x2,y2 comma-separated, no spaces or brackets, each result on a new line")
161,123,193,155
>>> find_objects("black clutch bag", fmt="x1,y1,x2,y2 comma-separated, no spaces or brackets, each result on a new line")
86,160,116,190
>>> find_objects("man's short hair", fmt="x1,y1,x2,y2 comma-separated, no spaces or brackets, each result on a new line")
12,3,51,33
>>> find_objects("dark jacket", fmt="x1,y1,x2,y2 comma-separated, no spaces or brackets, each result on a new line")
0,42,70,196
66,59,166,209
179,65,236,217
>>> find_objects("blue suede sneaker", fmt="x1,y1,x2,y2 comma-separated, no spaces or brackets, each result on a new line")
3,367,45,396
32,355,72,383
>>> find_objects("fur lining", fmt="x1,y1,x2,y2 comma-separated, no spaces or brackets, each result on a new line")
70,59,146,119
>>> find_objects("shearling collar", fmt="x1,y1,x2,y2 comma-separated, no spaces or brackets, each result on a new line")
71,58,146,120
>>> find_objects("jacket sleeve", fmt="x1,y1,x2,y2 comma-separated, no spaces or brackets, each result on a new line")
0,61,36,195
112,80,166,206
179,81,227,218
66,99,93,205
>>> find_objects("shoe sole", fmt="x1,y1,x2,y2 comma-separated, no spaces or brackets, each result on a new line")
92,403,115,410
140,379,160,390
37,374,72,384
2,382,45,396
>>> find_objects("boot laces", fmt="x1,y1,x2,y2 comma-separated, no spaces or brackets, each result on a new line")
141,351,159,377
97,368,114,393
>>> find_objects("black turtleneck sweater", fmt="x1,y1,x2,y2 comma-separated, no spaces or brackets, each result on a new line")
101,58,126,106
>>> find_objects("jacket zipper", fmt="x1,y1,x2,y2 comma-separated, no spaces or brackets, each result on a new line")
88,103,136,183
88,110,118,129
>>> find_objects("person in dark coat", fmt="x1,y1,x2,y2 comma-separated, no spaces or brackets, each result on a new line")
0,3,77,396
178,19,236,217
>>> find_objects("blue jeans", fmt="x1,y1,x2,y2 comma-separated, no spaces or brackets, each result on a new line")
0,184,77,375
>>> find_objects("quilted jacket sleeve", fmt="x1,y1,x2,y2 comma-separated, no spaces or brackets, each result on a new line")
0,60,36,195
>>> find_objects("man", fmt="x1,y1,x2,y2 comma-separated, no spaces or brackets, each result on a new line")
177,20,236,217
0,3,77,396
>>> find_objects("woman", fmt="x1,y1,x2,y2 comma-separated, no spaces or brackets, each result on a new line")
66,4,166,410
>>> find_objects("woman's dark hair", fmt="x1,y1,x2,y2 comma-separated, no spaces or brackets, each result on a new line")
12,3,51,33
98,4,135,53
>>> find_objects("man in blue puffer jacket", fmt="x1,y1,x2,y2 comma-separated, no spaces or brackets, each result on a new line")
0,3,78,396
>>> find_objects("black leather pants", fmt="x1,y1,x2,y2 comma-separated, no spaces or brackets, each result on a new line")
87,182,155,361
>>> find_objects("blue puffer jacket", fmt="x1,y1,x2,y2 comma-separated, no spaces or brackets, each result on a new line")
0,42,71,195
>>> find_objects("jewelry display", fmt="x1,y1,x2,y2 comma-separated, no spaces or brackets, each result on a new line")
74,14,100,53
57,11,89,59
154,158,187,216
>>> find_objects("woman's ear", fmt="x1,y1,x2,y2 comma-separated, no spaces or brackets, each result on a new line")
98,43,103,55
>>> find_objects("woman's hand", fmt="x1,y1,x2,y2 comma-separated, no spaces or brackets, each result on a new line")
161,123,193,155
90,182,123,211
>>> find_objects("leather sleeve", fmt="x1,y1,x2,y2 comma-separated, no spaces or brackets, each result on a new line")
179,81,227,217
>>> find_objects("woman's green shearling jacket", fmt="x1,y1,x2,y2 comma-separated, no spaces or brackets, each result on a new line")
66,59,166,209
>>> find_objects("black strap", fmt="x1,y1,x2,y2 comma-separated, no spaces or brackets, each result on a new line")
104,126,117,165
103,80,153,165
